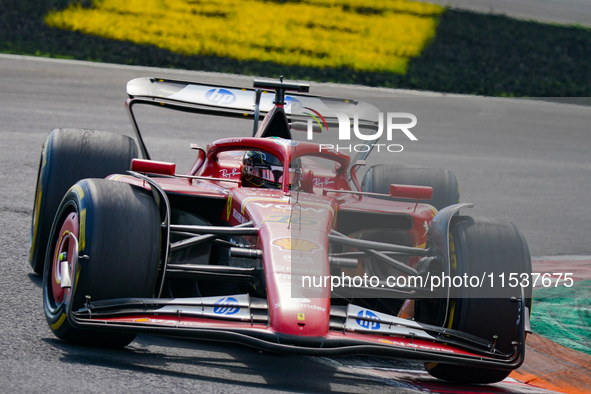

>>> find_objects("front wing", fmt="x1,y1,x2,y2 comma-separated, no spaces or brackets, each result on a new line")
67,294,526,371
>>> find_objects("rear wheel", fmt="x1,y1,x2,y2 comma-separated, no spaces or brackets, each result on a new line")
43,179,160,347
424,216,531,384
361,164,459,211
360,164,459,279
30,128,138,274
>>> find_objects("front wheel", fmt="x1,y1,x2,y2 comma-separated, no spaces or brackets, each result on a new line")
43,179,161,347
424,216,531,384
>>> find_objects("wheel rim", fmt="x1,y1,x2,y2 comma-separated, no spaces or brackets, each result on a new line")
50,212,78,307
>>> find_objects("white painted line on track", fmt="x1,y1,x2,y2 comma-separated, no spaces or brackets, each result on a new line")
532,255,591,262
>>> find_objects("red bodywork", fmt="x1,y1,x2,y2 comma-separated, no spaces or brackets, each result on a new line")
62,77,526,374
116,137,435,339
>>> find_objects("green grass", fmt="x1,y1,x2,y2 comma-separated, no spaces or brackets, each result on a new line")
531,281,591,356
1,0,590,96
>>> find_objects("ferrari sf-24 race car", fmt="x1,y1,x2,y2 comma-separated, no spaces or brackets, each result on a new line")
29,77,532,384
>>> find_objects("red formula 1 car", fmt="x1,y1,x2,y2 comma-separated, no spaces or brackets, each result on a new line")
29,77,532,384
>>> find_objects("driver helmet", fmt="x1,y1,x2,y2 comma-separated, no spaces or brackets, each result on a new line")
241,150,300,189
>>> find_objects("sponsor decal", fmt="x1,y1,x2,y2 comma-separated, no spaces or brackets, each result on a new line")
285,96,303,113
205,88,237,105
252,203,288,211
240,196,290,213
297,313,306,321
272,238,321,252
275,266,325,276
356,309,381,330
232,208,247,224
213,297,240,315
211,138,243,147
291,267,325,275
313,177,335,187
263,214,322,226
296,303,326,312
252,202,327,214
263,214,290,223
133,318,214,327
378,338,455,353
273,138,299,146
275,273,293,283
220,168,241,178
283,254,315,264
274,265,291,274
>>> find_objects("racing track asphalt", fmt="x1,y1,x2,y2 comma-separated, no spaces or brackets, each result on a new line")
1,54,589,393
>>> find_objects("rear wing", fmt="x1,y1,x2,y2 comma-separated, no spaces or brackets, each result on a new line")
126,77,377,119
125,77,381,177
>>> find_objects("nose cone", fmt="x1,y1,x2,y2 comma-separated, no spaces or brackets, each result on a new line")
261,227,332,337
236,188,337,337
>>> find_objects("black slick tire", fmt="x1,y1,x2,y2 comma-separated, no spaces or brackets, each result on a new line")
424,216,532,384
30,128,138,274
43,179,160,347
361,164,459,211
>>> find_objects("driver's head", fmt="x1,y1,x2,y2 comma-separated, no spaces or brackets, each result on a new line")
241,150,300,189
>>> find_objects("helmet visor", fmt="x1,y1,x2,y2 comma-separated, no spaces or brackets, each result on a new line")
248,164,300,186
248,164,283,184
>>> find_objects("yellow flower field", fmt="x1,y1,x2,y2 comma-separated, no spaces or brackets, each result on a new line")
45,0,444,74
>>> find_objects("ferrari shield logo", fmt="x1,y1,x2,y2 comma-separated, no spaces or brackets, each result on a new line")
226,194,232,220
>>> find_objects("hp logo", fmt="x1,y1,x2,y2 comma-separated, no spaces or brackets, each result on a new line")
205,88,236,105
356,310,381,330
213,297,240,315
285,96,302,112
